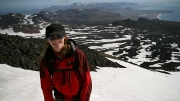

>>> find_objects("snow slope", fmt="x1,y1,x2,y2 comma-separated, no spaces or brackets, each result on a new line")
0,58,180,101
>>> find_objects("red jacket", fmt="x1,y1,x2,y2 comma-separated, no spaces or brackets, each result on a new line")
40,40,92,101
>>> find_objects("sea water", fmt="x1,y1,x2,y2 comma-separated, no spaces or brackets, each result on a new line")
139,2,180,22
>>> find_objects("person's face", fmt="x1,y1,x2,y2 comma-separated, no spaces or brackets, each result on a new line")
47,35,65,53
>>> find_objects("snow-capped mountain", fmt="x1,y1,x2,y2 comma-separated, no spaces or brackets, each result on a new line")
0,12,180,72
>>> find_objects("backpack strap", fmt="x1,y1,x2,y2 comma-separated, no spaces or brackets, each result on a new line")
46,59,55,76
46,48,84,99
73,49,87,99
46,49,79,76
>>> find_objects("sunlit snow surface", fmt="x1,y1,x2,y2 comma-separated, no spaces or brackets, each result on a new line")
0,59,180,101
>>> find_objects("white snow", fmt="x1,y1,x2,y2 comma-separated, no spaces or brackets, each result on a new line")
0,64,43,101
24,15,34,24
1,22,180,101
0,25,46,38
0,58,180,101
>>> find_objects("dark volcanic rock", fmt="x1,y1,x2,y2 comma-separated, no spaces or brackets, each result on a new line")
31,14,53,24
0,34,124,71
112,17,180,31
13,25,41,33
0,13,25,25
111,18,180,72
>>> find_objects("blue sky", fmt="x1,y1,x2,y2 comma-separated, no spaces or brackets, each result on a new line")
0,0,179,14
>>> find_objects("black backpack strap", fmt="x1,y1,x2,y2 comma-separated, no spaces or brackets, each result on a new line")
46,48,84,99
46,49,79,75
73,49,85,99
74,49,79,70
46,59,55,76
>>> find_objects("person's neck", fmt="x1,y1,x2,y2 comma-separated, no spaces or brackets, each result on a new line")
53,50,61,54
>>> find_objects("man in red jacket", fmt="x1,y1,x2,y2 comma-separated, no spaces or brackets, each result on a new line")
40,23,92,101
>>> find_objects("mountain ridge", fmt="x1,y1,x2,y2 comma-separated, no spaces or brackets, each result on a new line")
0,4,180,72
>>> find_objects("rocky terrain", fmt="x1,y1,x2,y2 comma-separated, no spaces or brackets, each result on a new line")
65,20,180,72
0,2,180,73
111,18,180,71
0,34,124,71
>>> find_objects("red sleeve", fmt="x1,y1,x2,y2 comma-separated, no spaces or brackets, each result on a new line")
40,58,54,101
77,49,92,101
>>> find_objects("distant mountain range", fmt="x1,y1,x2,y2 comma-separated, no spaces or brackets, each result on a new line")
0,2,180,72
0,2,173,26
25,2,139,14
